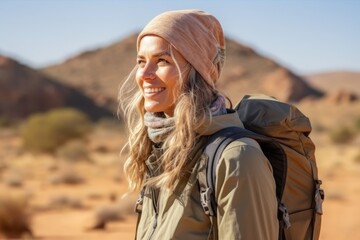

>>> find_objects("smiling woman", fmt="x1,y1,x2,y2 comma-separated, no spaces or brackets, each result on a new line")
118,9,278,240
136,36,190,116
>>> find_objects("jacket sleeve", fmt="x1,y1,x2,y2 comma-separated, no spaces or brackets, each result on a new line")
215,138,279,240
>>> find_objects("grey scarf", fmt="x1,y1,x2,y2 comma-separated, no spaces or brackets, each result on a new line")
144,112,175,144
144,95,227,144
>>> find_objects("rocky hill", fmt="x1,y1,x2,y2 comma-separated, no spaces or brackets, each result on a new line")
42,34,323,106
304,71,360,104
305,71,360,95
219,39,323,103
42,34,138,110
0,55,113,120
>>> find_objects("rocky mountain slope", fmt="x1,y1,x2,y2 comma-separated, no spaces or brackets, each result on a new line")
0,55,112,120
304,71,360,104
305,71,360,95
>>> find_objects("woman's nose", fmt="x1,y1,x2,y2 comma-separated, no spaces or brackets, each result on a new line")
140,64,156,80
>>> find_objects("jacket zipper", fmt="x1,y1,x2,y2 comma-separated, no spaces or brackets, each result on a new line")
146,146,162,240
147,187,159,240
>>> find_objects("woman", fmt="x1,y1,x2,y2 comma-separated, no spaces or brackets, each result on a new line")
119,9,278,240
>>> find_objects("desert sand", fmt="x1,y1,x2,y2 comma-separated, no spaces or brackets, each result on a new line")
0,101,360,240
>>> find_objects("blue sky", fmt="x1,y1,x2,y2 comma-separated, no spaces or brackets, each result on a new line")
1,0,359,74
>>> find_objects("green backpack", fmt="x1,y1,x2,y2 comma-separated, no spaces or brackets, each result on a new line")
198,94,324,240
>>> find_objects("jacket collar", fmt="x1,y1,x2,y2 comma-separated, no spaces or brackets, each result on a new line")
196,109,244,136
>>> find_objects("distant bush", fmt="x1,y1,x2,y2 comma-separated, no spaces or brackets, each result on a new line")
330,126,356,144
48,195,84,209
56,140,89,162
89,204,124,230
22,108,92,153
49,167,85,185
96,117,123,130
354,151,360,164
88,196,136,230
2,170,23,188
355,116,360,131
0,194,32,238
312,122,327,133
0,116,13,128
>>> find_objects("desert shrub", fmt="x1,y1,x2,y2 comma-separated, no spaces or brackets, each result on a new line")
86,191,104,200
49,167,84,185
0,160,8,173
354,151,360,164
48,195,84,209
117,195,137,216
0,194,32,238
329,126,356,144
88,196,136,230
89,204,124,230
112,172,124,183
96,117,123,131
22,108,92,153
2,170,23,188
95,145,110,153
355,116,360,131
325,191,345,201
312,122,327,133
0,116,13,128
56,140,89,162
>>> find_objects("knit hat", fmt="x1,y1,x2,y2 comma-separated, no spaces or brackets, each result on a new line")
137,9,225,87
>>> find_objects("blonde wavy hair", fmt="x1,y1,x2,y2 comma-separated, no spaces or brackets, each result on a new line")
118,45,225,192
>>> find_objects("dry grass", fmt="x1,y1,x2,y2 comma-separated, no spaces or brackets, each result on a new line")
1,168,24,187
48,195,85,210
56,140,90,162
354,151,360,164
88,204,124,230
86,190,105,201
329,126,357,144
0,193,33,239
49,166,85,185
88,195,136,230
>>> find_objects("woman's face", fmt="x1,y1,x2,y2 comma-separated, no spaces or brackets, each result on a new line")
136,35,189,117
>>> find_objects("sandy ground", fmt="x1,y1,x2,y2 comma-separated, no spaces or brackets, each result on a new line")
316,146,360,240
0,102,360,239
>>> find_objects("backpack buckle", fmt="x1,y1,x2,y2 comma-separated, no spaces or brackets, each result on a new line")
278,203,291,229
315,189,324,214
200,188,215,216
134,194,144,213
315,180,325,215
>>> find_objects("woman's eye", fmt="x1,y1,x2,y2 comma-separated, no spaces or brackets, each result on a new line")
137,59,146,66
158,58,169,64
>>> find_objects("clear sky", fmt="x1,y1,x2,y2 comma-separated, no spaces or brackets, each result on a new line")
1,0,359,74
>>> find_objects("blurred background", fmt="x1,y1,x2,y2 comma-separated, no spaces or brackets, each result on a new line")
0,0,359,239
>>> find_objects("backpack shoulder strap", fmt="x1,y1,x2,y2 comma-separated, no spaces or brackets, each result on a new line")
198,126,289,239
198,127,254,239
198,126,267,217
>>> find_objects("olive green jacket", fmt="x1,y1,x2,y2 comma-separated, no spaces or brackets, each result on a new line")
136,112,279,240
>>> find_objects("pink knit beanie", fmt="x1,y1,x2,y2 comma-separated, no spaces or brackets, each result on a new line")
137,9,225,86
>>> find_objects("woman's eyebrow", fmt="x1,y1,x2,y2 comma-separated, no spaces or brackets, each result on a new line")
137,50,171,58
153,50,171,57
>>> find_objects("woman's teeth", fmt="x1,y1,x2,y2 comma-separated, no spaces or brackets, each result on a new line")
144,87,165,93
